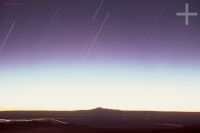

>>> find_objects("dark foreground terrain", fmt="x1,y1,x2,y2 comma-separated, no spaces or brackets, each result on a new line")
0,108,200,133
0,121,200,133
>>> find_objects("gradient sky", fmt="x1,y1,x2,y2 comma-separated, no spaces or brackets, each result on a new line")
0,0,200,111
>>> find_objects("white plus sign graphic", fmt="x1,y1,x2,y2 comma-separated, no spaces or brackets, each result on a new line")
176,3,198,25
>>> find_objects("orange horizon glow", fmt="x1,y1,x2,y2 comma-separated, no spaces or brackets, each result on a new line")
0,106,200,113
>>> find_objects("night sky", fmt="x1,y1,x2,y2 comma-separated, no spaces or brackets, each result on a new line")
0,0,200,111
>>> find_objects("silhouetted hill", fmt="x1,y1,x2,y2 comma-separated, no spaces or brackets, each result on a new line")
1,108,200,118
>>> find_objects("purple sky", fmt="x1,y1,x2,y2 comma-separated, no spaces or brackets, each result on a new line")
0,0,199,66
0,0,200,111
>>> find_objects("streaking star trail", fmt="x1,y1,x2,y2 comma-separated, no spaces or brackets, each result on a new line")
83,12,110,63
0,20,15,53
92,0,104,21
